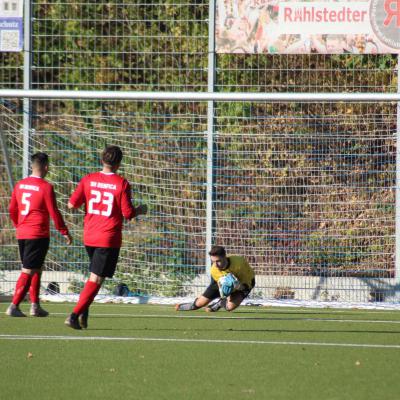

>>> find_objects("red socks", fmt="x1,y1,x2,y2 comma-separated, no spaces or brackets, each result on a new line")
12,272,33,306
13,275,101,314
73,281,101,315
29,272,41,304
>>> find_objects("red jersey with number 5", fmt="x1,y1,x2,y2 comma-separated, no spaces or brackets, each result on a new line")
69,172,137,248
9,176,69,239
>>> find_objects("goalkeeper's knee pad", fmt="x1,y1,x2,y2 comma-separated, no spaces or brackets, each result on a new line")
190,298,201,310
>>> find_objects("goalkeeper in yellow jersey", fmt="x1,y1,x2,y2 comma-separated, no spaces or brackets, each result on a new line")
175,245,255,312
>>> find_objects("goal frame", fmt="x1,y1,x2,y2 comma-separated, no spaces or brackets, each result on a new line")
1,87,400,306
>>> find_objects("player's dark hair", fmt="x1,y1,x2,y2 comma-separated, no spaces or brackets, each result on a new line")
31,152,49,168
102,145,123,167
209,245,226,257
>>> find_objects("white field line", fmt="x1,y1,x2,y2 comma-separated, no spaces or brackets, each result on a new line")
0,334,400,349
47,312,400,324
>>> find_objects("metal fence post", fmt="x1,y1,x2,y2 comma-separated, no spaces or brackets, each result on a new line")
206,0,216,276
22,0,32,178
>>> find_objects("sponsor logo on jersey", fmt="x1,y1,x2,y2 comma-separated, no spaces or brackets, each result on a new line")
19,184,39,191
90,181,117,190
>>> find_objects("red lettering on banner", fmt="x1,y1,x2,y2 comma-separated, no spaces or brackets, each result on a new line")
282,5,368,24
384,0,400,27
284,7,292,21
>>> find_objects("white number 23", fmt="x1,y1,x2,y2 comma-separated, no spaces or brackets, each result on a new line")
88,190,114,217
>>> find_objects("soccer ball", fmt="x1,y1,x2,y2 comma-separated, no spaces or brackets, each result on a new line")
218,273,239,297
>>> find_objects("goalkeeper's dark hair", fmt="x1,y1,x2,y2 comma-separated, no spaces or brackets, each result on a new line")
31,152,49,169
209,245,226,257
102,145,123,167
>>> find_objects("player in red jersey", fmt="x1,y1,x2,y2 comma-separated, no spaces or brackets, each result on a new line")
7,152,72,317
65,145,147,329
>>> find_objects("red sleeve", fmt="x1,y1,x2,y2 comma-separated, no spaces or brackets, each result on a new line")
121,180,137,220
44,185,69,236
69,179,86,208
8,188,19,227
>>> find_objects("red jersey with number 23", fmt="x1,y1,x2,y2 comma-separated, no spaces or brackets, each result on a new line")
69,172,137,248
9,176,69,239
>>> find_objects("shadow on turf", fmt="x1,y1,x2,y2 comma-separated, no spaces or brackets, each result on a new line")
89,314,389,323
84,326,400,335
90,315,333,321
234,310,364,316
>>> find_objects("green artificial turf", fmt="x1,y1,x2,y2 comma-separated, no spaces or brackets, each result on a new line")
1,303,400,400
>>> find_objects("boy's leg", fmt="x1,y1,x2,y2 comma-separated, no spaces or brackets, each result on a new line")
29,271,49,317
73,276,102,315
225,291,246,311
205,297,227,312
65,275,102,329
175,295,212,311
10,238,50,317
29,271,41,304
6,270,33,317
65,246,116,329
176,281,220,311
225,280,255,311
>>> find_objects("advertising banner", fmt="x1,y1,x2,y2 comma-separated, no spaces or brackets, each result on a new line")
216,0,400,54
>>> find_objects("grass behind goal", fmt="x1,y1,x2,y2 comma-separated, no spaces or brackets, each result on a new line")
1,303,400,400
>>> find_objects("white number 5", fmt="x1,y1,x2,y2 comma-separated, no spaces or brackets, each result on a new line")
88,190,114,217
21,192,32,215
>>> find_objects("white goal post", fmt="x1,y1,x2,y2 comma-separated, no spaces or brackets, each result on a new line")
1,89,400,101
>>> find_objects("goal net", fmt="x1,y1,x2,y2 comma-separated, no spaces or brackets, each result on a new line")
0,97,397,306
